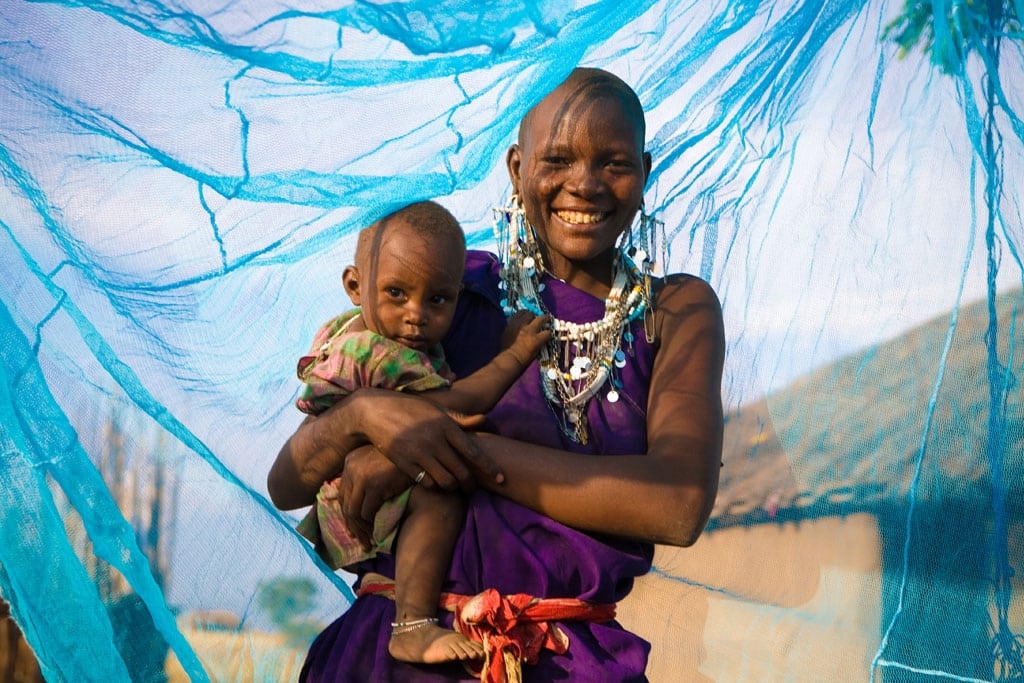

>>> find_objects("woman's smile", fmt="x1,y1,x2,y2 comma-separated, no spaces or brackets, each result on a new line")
554,209,611,225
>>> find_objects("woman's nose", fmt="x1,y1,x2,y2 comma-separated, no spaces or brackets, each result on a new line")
566,162,601,196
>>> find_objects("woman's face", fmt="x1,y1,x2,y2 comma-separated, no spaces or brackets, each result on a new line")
507,85,651,284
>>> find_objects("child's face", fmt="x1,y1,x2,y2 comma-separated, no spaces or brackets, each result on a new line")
348,221,464,352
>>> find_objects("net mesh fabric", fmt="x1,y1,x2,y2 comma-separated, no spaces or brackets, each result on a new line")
1,1,1022,681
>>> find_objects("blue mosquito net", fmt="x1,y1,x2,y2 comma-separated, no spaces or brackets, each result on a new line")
2,1,1022,681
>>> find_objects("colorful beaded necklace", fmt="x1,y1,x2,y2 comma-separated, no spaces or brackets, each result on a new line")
494,201,652,443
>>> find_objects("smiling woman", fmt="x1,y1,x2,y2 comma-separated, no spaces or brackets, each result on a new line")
269,68,725,681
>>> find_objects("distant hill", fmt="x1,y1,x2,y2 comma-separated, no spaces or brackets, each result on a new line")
711,287,1024,529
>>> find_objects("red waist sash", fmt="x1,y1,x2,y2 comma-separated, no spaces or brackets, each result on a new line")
357,573,617,682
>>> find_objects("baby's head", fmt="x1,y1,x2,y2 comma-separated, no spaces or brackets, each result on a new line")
342,201,466,352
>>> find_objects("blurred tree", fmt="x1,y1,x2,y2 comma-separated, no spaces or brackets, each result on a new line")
257,576,324,646
883,0,1021,73
58,408,180,681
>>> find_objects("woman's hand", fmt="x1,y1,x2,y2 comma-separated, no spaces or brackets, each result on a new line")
330,393,498,545
268,388,503,512
332,444,410,549
351,388,504,492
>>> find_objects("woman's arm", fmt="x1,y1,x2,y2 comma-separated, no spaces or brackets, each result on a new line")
271,275,724,547
267,388,503,510
466,274,724,546
268,407,356,510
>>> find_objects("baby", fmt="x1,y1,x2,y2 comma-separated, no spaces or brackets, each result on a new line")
294,200,550,664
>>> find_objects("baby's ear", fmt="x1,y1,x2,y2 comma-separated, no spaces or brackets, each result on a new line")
341,265,362,305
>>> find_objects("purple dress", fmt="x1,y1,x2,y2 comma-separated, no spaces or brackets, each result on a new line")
300,251,656,682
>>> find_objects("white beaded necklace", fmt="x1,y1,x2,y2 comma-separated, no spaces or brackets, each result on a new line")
494,204,650,443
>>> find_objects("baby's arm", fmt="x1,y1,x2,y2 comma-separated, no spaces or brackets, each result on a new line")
426,312,550,415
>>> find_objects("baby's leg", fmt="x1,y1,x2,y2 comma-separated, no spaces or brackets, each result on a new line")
388,486,483,664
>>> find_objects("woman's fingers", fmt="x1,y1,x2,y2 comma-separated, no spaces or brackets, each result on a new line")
412,433,467,491
340,445,408,549
446,423,504,486
356,389,503,491
445,411,487,431
402,420,503,492
340,478,373,550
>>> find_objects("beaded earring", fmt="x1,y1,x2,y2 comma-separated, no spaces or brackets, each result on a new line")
618,204,666,342
493,194,544,317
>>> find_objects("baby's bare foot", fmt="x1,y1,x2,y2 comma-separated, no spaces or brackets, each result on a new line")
389,623,484,663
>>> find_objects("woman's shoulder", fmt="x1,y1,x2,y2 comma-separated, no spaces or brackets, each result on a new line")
654,272,721,307
465,249,501,271
463,250,502,299
652,273,724,342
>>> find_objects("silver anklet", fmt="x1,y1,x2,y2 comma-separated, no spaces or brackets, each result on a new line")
391,617,438,635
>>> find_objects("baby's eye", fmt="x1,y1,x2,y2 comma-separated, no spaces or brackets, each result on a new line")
386,287,404,299
429,294,449,305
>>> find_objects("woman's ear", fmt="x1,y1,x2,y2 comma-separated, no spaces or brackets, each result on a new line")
341,265,362,306
506,144,522,195
643,151,652,187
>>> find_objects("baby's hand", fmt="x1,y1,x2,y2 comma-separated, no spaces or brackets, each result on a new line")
501,311,552,367
320,477,343,501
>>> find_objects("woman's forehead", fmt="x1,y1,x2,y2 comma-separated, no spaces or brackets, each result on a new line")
522,88,645,149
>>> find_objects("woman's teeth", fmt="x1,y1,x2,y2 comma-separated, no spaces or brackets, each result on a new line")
556,210,605,224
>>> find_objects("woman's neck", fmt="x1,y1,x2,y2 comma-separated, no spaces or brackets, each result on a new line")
542,250,616,300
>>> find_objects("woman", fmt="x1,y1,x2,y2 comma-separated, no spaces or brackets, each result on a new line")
268,67,725,681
